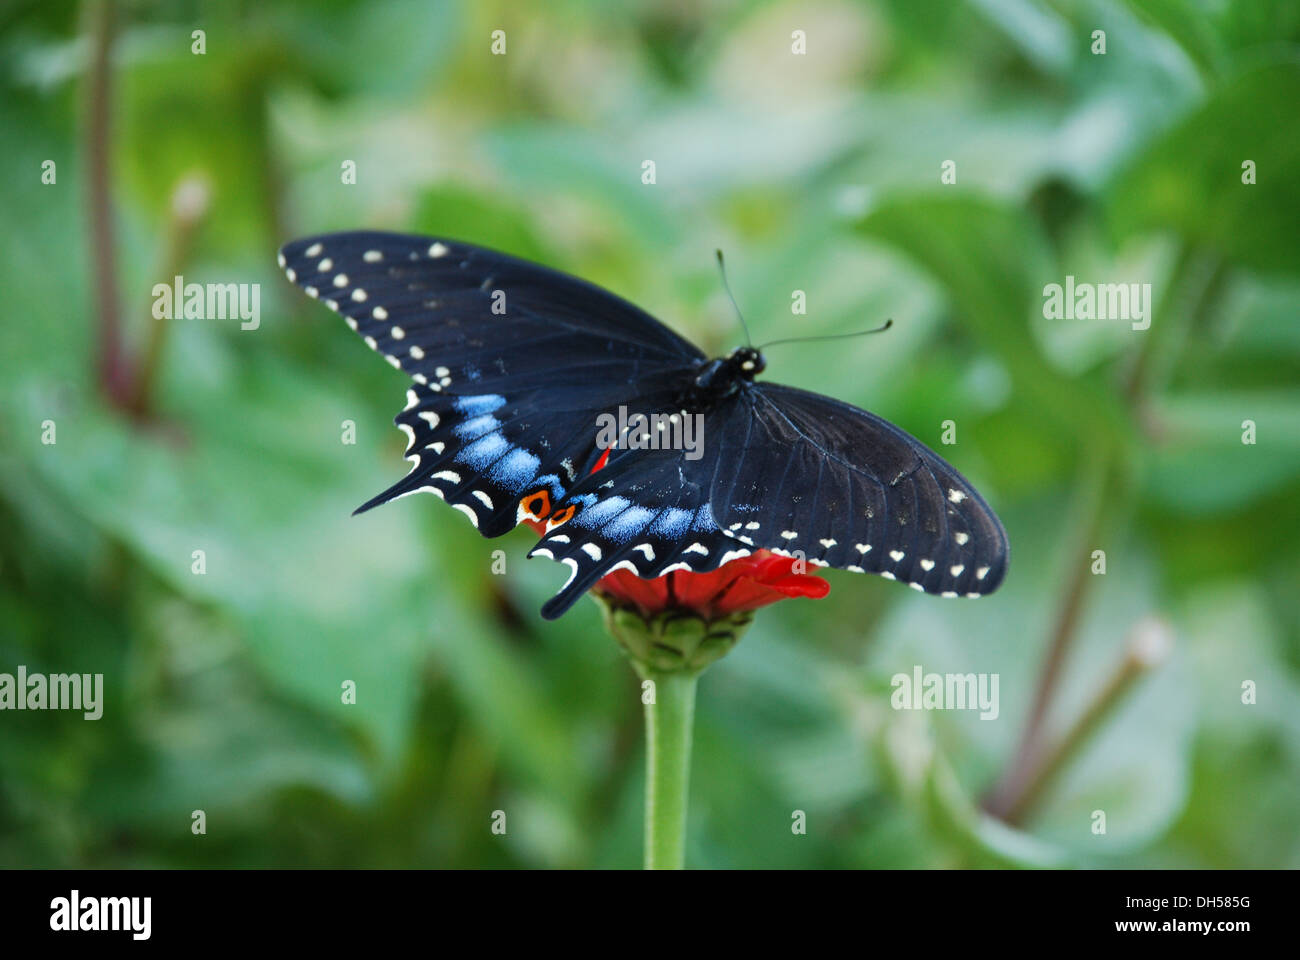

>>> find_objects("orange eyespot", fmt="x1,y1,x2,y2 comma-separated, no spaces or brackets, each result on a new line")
519,489,551,520
548,504,576,528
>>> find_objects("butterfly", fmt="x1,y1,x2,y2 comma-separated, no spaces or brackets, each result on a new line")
278,231,1009,619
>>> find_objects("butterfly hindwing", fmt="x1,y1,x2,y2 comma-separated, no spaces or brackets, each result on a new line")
527,443,748,619
356,383,589,537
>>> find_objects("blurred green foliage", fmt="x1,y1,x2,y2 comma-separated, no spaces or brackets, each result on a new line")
1,0,1297,868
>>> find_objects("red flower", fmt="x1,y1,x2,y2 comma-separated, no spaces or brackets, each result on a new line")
523,450,830,620
593,549,830,620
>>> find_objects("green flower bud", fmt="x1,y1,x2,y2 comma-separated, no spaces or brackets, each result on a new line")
595,595,754,676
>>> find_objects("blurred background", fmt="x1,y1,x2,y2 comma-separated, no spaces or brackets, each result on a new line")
1,0,1298,869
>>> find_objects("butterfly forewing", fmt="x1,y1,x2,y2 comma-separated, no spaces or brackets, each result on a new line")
278,231,704,397
710,383,1009,597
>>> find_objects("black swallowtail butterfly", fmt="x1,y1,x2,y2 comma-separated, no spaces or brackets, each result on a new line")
278,232,1009,619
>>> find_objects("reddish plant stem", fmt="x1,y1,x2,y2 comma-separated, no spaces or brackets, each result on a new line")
998,618,1173,824
127,179,209,418
982,458,1112,823
984,247,1214,825
85,0,130,410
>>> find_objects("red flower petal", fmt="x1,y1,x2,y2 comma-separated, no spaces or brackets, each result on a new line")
597,566,670,612
594,549,829,619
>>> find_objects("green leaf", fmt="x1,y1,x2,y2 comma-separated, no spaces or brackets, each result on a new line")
1144,390,1300,512
1118,0,1228,78
855,192,1130,446
1108,60,1300,277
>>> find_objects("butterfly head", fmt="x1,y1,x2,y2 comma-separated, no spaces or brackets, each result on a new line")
690,347,766,404
729,346,766,381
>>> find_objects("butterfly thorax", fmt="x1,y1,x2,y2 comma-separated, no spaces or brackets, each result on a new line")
687,347,766,407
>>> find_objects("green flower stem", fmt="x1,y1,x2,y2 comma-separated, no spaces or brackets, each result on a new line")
594,597,755,869
641,668,698,870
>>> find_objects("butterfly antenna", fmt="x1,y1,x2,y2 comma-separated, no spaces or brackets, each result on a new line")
757,319,893,351
715,249,753,347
